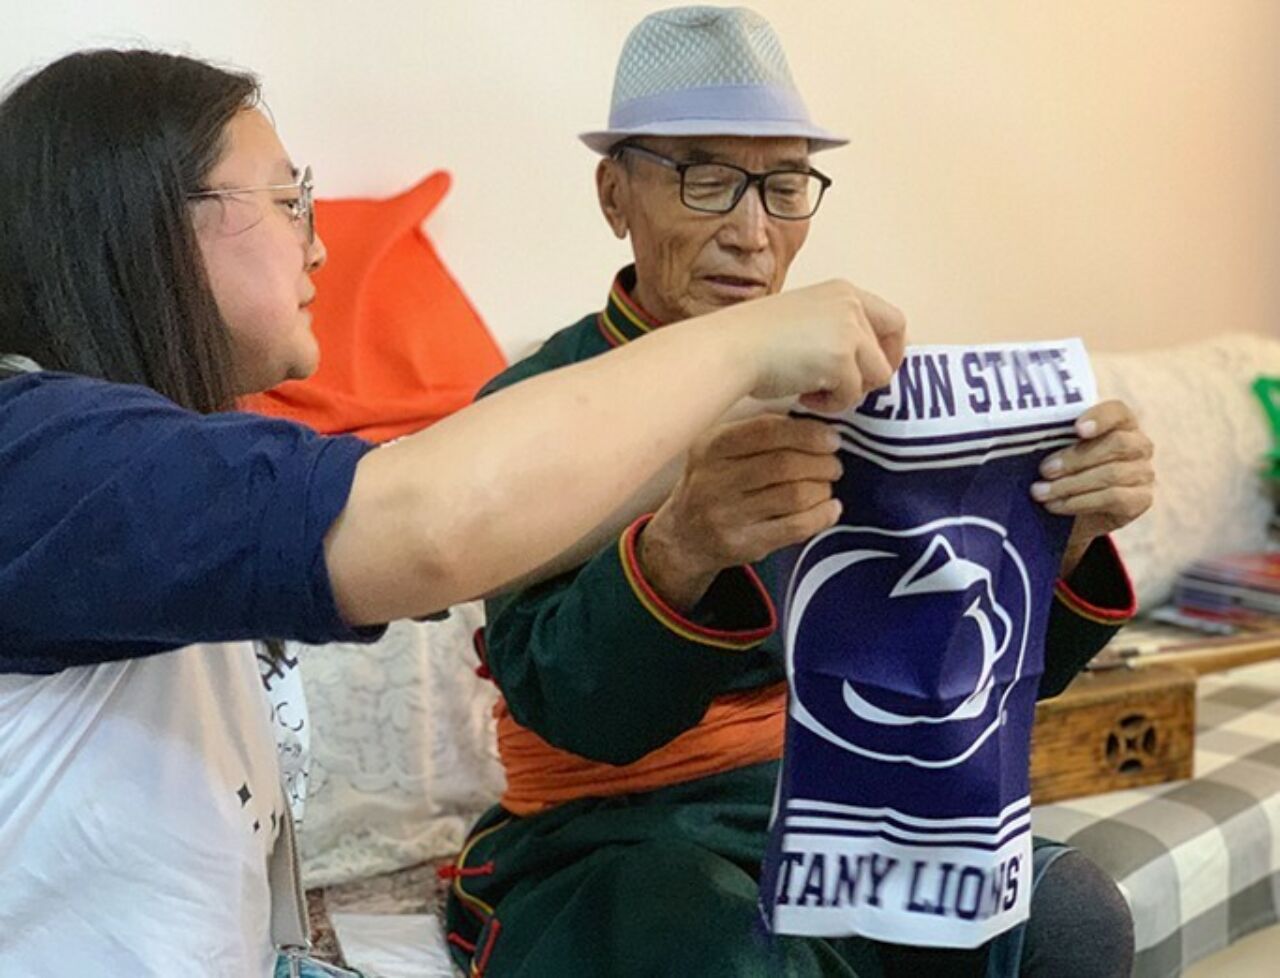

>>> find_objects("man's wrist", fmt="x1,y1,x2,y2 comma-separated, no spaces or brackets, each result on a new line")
635,518,719,613
1060,541,1090,579
1059,523,1092,579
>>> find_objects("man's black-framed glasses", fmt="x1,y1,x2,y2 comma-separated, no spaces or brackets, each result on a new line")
613,144,831,220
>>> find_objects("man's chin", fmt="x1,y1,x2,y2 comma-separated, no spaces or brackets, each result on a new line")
691,286,768,317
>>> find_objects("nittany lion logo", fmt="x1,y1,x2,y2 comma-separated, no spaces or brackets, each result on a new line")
784,516,1031,768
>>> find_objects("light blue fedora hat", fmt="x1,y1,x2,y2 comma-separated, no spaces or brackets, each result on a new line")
580,5,847,154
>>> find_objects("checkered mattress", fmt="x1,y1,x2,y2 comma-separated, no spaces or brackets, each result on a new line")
1033,659,1280,977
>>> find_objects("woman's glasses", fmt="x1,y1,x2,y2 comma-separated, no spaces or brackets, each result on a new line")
187,165,315,244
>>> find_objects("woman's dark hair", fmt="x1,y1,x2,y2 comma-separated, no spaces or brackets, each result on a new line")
0,50,260,413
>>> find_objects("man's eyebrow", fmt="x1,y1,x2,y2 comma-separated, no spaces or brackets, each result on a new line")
676,148,812,169
679,148,719,164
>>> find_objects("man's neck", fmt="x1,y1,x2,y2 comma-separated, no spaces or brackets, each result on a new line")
628,279,675,328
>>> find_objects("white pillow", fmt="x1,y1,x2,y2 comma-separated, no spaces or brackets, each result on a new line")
295,603,504,887
1091,332,1280,609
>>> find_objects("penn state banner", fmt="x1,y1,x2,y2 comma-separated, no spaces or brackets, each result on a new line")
759,339,1097,948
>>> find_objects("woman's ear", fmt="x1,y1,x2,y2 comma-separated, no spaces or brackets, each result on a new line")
596,158,629,240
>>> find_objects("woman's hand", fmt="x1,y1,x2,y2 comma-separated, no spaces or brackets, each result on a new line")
712,279,907,412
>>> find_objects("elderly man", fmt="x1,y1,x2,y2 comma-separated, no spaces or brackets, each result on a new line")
445,7,1152,977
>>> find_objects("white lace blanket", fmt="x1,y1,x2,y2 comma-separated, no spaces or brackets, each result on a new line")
294,606,504,887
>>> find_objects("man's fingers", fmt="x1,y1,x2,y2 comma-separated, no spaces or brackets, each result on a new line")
735,497,842,562
1040,485,1154,521
1073,399,1139,439
1031,460,1152,504
1039,427,1152,479
742,479,836,521
708,414,841,460
724,449,842,494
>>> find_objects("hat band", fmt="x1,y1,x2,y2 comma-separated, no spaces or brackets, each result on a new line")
608,83,814,131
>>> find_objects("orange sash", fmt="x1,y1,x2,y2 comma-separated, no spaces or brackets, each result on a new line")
497,682,786,816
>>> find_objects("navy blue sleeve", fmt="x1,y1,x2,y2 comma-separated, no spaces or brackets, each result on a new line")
0,373,386,673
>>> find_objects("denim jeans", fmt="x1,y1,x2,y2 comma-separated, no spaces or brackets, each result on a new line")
274,951,367,978
983,841,1073,978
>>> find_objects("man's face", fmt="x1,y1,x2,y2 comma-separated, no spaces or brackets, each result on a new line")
597,135,814,324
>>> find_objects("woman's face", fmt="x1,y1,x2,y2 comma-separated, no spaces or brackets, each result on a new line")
192,108,326,395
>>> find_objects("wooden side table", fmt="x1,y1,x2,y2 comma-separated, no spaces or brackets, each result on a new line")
1029,664,1196,804
1028,618,1280,804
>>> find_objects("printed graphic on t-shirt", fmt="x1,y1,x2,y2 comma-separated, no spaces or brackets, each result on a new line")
233,778,281,837
257,642,310,824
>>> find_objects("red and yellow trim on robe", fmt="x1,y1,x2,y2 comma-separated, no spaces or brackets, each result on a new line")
447,816,508,920
444,815,511,975
1053,535,1137,625
594,266,663,348
619,514,777,651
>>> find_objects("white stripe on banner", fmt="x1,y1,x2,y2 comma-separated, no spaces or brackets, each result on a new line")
785,797,1032,830
809,416,1077,456
781,818,1032,850
837,434,1077,472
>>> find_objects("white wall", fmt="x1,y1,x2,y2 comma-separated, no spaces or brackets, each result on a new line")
3,1,1277,357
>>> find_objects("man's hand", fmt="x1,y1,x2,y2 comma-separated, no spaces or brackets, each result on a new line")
637,415,843,612
1031,400,1155,577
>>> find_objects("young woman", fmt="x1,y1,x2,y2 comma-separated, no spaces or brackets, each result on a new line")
0,50,905,975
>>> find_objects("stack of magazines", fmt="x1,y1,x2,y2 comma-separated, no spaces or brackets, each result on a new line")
1175,552,1280,626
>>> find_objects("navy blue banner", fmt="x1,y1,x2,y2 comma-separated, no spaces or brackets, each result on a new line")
759,340,1093,948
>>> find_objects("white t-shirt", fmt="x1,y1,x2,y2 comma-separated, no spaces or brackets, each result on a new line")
0,369,381,974
0,642,283,976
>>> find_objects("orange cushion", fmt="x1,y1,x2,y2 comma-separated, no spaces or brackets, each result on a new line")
242,171,507,443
